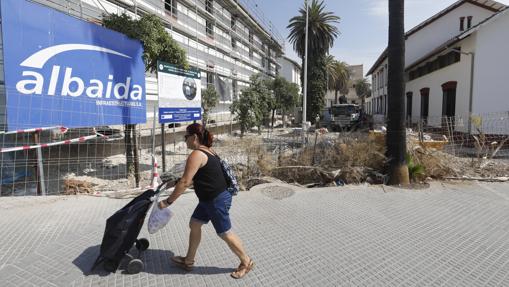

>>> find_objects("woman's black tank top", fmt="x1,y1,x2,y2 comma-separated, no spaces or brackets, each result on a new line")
193,149,228,202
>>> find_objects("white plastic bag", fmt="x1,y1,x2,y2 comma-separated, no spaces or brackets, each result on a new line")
147,194,174,234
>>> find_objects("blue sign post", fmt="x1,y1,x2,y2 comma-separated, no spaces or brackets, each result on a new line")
0,0,147,131
157,61,202,123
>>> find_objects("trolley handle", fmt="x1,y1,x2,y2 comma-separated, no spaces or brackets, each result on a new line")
155,177,180,193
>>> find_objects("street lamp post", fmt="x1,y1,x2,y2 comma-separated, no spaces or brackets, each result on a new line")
302,0,309,136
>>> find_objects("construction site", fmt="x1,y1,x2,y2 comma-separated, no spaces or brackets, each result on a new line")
2,111,509,197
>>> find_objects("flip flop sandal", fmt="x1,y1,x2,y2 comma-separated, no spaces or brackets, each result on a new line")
231,259,255,279
171,256,194,271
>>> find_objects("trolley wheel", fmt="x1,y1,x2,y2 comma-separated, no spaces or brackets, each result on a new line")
122,253,134,266
127,259,144,274
103,259,117,272
136,238,149,251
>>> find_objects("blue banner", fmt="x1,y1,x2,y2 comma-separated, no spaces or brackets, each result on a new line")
0,0,146,131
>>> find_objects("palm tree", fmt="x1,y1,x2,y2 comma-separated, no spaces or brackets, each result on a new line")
288,0,340,58
325,55,350,104
288,0,340,121
386,0,410,185
325,55,338,91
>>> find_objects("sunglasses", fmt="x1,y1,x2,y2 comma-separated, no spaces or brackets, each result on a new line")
184,134,193,140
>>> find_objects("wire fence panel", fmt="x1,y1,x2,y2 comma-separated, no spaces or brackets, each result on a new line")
1,112,508,196
0,112,235,196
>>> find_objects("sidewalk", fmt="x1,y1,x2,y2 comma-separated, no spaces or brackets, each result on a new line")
0,181,508,286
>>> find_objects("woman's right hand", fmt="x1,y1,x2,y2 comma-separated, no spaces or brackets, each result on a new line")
158,199,171,209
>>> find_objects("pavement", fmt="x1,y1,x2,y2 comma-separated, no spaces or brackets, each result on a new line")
0,181,508,286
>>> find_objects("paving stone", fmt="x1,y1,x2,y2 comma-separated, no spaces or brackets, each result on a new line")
0,182,508,286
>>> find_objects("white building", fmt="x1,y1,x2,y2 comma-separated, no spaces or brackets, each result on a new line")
366,0,508,134
277,56,302,93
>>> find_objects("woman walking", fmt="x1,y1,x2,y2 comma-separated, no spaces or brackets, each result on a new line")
158,123,254,279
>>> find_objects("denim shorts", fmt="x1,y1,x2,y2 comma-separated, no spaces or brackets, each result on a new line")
191,190,232,235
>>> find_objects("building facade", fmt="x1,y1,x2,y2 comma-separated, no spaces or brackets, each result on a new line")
277,56,302,93
0,0,284,123
366,0,507,134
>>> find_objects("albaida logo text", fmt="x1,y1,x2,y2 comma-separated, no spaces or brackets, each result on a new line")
15,44,143,101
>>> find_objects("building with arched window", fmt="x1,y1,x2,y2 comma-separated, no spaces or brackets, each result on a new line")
366,0,509,134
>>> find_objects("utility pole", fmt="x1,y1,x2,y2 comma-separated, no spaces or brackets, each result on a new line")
302,0,309,138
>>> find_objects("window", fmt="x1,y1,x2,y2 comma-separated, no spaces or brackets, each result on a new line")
232,80,238,100
418,66,426,77
165,0,177,17
467,16,473,29
442,82,457,127
231,38,236,49
460,17,465,31
406,92,413,122
206,72,214,86
409,48,461,81
384,64,389,87
382,95,387,115
409,71,417,81
249,31,253,44
231,16,236,30
205,0,213,14
206,21,214,38
420,88,429,122
249,49,253,59
438,55,447,68
431,59,440,71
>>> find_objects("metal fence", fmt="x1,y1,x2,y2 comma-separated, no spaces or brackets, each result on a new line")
1,112,508,196
405,112,509,159
0,112,237,196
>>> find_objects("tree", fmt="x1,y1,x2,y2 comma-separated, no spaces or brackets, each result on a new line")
288,0,340,122
271,76,300,128
354,78,371,108
103,13,188,186
307,55,328,121
103,13,188,72
230,90,258,137
252,75,273,132
386,0,410,185
325,55,350,104
262,78,277,129
201,86,219,125
230,74,272,136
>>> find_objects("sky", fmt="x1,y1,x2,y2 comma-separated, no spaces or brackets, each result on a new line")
247,0,509,76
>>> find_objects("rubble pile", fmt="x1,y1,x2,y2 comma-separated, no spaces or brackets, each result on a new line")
52,128,509,195
63,179,96,195
220,129,509,188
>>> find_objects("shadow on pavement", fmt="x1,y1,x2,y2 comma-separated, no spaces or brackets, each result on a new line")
73,245,233,276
